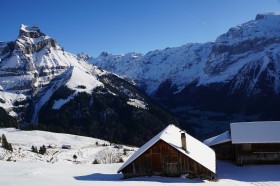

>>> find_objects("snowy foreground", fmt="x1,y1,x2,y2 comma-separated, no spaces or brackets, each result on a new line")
1,159,280,186
0,129,280,186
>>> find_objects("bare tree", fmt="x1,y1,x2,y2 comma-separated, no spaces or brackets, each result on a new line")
96,150,122,164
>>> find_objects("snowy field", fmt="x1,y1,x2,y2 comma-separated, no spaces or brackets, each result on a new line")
1,160,280,186
0,128,280,186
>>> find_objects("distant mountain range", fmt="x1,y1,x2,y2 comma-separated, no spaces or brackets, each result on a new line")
89,12,280,138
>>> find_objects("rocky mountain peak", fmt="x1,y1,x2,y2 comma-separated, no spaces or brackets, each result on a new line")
99,51,110,57
19,24,46,38
77,52,91,60
13,24,60,56
255,12,280,20
215,12,280,46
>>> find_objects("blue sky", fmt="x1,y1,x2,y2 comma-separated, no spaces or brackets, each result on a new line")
1,0,280,57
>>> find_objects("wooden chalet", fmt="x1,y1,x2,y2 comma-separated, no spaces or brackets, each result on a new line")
204,121,280,165
117,124,216,179
203,131,235,160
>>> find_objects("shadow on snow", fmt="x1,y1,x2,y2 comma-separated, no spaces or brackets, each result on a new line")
74,173,204,183
74,161,280,184
216,160,280,183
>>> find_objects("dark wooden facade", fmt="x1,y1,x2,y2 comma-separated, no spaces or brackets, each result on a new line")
211,142,235,160
122,140,214,179
211,142,280,165
235,143,280,165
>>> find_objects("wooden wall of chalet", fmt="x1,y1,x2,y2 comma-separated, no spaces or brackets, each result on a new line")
235,143,280,165
122,140,214,179
211,142,235,160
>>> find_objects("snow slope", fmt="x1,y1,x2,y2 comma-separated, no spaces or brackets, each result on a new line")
0,128,136,164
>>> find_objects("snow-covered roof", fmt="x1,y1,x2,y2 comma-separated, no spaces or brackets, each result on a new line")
230,121,280,144
118,124,216,173
203,131,231,147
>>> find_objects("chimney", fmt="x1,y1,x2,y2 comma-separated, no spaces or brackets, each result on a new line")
181,132,187,151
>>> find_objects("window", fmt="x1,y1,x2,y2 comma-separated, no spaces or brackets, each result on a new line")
242,144,251,151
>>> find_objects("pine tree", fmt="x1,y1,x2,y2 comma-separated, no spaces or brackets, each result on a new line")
1,134,12,152
73,154,77,162
8,143,13,152
39,145,46,155
31,146,38,153
93,159,99,164
1,134,7,147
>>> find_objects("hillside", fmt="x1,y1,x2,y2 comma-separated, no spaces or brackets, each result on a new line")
0,128,136,163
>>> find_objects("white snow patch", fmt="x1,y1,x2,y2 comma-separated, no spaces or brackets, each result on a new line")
0,91,26,115
66,67,103,93
31,68,72,124
52,94,75,110
127,98,147,109
20,24,39,33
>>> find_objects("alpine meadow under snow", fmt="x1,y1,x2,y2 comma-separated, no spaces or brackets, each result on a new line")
1,128,280,186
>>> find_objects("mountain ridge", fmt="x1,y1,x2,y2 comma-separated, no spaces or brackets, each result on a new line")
90,13,280,96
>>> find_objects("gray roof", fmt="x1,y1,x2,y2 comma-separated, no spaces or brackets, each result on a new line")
203,131,231,146
230,121,280,144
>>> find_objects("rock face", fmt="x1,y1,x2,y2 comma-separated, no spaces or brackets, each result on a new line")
77,52,91,61
19,25,45,38
89,13,280,138
0,25,177,146
0,24,67,95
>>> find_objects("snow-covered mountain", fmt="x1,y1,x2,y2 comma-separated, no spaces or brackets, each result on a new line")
0,25,176,146
89,13,280,137
0,24,103,117
90,13,280,96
